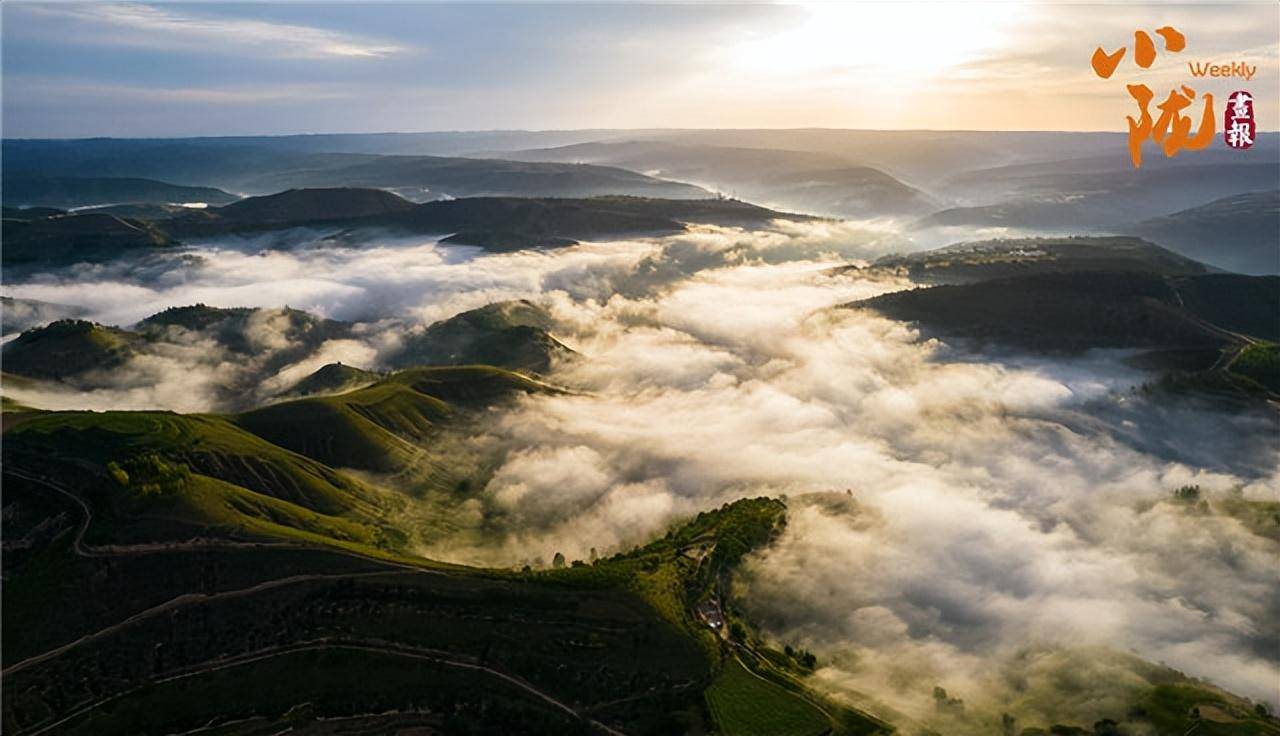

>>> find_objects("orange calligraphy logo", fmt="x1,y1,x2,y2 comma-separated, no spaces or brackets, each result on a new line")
1091,27,1214,168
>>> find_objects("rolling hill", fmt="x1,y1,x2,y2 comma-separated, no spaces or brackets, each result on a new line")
849,236,1214,285
1,384,854,736
387,300,574,373
1,297,90,336
853,271,1278,354
1,320,140,380
1119,190,1280,276
240,153,710,201
3,176,239,209
2,212,176,268
496,139,936,218
212,187,417,224
0,185,814,270
237,366,543,475
921,160,1280,231
1,139,708,200
279,362,382,399
3,300,573,396
164,190,809,249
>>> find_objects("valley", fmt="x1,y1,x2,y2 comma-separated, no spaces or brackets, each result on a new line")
2,128,1277,736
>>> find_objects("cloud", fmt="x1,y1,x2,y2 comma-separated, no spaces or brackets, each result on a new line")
4,76,359,106
406,238,1278,722
19,3,406,60
3,220,1276,727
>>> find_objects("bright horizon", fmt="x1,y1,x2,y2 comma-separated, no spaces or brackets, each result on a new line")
4,1,1277,137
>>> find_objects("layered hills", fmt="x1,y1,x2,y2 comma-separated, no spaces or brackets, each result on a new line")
494,139,936,218
2,365,871,736
1119,190,1280,276
2,301,570,399
847,237,1280,400
850,236,1212,285
1,140,708,200
2,212,175,267
2,188,810,268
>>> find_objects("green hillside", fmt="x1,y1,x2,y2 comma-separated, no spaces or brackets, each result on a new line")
238,366,543,479
389,300,574,374
279,361,382,398
1,320,139,380
1,437,796,736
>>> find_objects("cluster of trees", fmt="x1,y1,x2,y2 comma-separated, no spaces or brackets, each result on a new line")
107,452,192,498
782,644,817,670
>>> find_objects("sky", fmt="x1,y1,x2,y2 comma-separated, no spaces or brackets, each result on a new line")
2,1,1277,137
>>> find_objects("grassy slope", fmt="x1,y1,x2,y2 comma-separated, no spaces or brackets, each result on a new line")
706,657,829,736
1227,343,1280,393
389,300,573,374
0,493,788,736
236,366,542,478
1,320,138,380
1,410,409,558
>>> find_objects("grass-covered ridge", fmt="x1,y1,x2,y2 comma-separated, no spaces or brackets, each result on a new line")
237,365,543,478
2,409,407,554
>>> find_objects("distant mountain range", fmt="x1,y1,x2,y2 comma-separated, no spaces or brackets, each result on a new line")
2,139,708,201
4,176,239,209
3,188,809,268
487,140,937,218
1119,190,1279,276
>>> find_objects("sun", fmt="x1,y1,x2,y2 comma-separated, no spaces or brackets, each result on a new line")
725,2,1029,81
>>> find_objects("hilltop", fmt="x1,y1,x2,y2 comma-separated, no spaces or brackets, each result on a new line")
1,320,140,380
280,362,382,399
387,300,573,373
847,236,1213,285
237,366,545,475
213,187,417,225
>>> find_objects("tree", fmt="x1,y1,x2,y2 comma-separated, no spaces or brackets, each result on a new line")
552,552,566,569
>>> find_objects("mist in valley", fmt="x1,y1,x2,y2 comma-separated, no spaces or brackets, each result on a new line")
3,216,1276,731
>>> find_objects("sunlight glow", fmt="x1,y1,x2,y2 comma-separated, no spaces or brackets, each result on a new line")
726,2,1029,80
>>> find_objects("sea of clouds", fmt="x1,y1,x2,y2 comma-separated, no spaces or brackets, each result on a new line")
2,220,1276,730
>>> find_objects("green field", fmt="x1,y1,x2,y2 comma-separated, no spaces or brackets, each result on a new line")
705,657,830,736
1228,342,1280,393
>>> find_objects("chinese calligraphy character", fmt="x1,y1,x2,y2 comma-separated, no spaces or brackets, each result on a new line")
1224,90,1255,150
1090,26,1215,167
